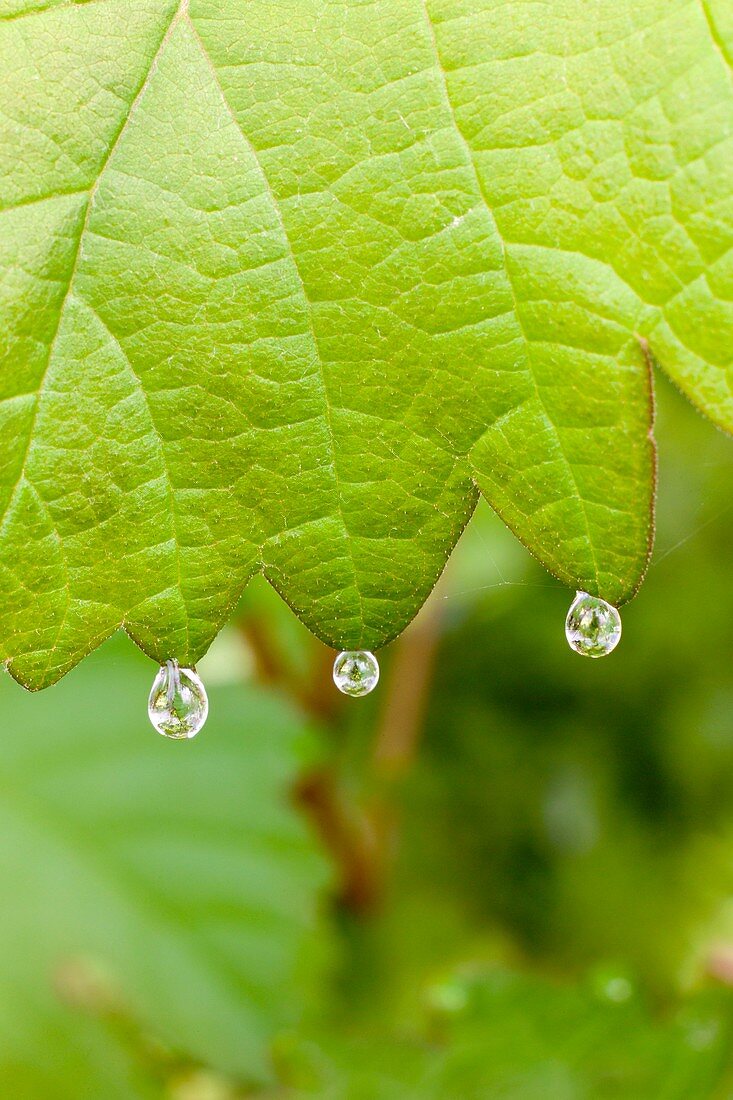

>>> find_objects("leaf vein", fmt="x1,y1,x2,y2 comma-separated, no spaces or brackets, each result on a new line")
0,0,185,536
418,0,602,588
187,15,367,641
82,299,190,654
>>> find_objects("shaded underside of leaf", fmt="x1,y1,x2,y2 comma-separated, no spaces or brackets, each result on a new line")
0,0,731,686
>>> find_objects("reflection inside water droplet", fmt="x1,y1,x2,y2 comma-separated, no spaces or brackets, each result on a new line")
565,592,622,658
148,659,208,739
333,650,380,697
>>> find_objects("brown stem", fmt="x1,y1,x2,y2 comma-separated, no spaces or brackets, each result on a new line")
295,768,383,913
372,598,443,779
238,616,338,722
349,596,444,906
239,591,444,915
238,616,281,686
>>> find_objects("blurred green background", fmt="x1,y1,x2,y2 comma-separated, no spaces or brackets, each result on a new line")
2,375,733,1099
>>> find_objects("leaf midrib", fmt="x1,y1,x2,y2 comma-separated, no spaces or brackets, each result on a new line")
185,16,369,642
700,0,733,77
0,2,186,678
83,300,189,653
418,0,603,589
5,0,371,647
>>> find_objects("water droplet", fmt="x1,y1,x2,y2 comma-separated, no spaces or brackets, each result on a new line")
426,977,470,1016
565,592,622,658
685,1018,719,1052
332,650,380,697
148,659,208,739
588,963,636,1004
603,976,633,1003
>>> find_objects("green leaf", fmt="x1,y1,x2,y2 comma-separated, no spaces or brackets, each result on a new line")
0,635,331,1087
1,0,731,686
276,970,733,1099
0,976,162,1100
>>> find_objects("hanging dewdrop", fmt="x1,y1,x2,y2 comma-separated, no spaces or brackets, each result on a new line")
565,592,622,658
333,650,380,697
148,659,209,739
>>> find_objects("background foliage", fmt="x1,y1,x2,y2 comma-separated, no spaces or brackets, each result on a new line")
0,378,732,1097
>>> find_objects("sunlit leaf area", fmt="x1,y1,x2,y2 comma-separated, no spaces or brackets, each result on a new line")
2,0,732,682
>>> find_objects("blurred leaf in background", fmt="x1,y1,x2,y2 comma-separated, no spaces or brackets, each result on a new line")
276,970,733,1099
0,639,331,1095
